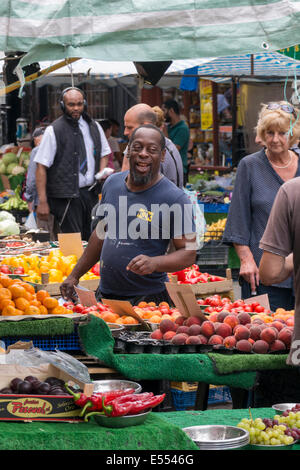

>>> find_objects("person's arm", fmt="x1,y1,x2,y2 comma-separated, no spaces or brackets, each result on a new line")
234,243,259,293
126,234,196,275
260,252,293,285
60,229,104,300
35,163,50,221
99,154,109,171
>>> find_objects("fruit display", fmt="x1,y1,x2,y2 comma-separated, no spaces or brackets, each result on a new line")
237,416,297,446
0,273,73,316
203,218,227,241
172,265,225,284
0,376,73,396
0,186,28,212
0,249,99,284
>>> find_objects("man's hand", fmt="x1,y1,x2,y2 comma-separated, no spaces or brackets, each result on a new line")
36,201,50,221
239,258,259,294
126,255,157,276
60,275,79,302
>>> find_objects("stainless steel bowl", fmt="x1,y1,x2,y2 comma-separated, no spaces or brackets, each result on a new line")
92,379,142,394
106,322,125,337
249,441,296,450
182,425,250,450
93,409,150,428
272,403,298,413
145,321,160,331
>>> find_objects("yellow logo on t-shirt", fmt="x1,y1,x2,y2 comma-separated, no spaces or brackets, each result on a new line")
136,208,153,222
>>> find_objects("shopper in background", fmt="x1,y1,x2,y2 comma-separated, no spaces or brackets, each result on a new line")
24,126,46,212
108,118,123,169
162,99,190,185
223,101,300,312
34,87,111,241
98,119,115,170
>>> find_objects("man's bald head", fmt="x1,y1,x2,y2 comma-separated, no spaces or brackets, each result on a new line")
124,103,157,138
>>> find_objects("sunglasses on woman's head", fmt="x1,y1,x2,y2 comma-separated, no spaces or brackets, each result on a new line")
266,103,297,118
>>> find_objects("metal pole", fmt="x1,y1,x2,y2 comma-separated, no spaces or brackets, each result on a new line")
212,81,219,166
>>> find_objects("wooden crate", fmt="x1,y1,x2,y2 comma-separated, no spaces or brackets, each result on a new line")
169,268,234,301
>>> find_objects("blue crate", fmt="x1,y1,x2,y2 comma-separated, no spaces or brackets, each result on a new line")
3,333,81,351
202,202,229,214
171,389,197,411
208,386,232,405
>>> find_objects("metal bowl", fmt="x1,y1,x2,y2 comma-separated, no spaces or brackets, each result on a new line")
93,409,150,428
272,403,298,413
92,379,142,394
249,441,297,450
182,425,250,450
106,322,125,337
145,321,160,331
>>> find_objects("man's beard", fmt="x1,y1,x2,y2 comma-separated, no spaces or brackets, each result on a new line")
164,113,171,123
130,165,153,186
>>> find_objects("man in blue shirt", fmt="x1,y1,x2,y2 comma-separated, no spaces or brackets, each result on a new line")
162,100,190,185
60,124,196,305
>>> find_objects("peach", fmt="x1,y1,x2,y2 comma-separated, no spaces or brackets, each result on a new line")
185,316,203,327
171,333,189,345
208,334,223,345
188,324,202,336
174,315,185,326
186,336,201,345
215,322,232,339
159,319,177,334
198,334,208,344
271,321,285,332
209,312,219,322
176,325,190,335
252,318,264,325
236,339,253,353
237,312,252,325
249,325,261,341
150,329,163,340
270,339,286,351
278,328,293,348
260,327,277,344
223,335,236,349
234,325,250,341
163,331,177,341
248,338,255,345
252,339,269,354
200,321,215,338
217,311,230,323
224,314,240,329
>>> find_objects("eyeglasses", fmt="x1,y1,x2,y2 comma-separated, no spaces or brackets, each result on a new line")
266,103,297,118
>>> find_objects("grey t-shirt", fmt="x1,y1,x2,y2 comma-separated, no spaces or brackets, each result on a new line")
260,177,300,365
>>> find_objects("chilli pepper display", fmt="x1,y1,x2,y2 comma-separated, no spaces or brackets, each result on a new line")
79,388,136,416
172,264,224,284
64,384,89,408
83,392,166,422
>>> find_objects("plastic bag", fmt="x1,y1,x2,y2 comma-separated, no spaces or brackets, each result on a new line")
183,188,206,250
5,347,92,383
24,212,37,230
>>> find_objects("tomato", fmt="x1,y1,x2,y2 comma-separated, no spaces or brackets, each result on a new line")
233,300,245,308
159,307,170,315
74,304,85,313
254,305,265,313
0,265,11,274
14,267,25,275
97,302,108,312
243,305,253,313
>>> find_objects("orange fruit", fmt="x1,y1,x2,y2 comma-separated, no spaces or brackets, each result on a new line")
138,301,148,308
48,306,66,315
149,314,161,323
122,316,139,325
30,299,42,308
102,312,120,323
39,305,48,315
8,284,27,299
36,290,50,303
0,298,15,310
23,291,34,302
14,297,30,311
140,310,153,320
2,305,18,316
0,287,12,300
0,276,13,288
42,297,59,310
159,301,170,308
22,283,35,295
115,317,124,324
147,302,157,307
24,305,41,315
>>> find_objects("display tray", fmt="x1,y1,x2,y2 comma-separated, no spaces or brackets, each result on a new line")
113,331,288,355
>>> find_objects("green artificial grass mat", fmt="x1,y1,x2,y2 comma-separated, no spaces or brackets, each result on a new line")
0,412,198,451
208,352,291,375
0,317,75,337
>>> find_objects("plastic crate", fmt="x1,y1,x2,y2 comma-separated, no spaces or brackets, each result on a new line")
202,202,229,214
202,230,224,243
197,242,229,266
208,386,232,405
171,389,197,411
3,333,81,351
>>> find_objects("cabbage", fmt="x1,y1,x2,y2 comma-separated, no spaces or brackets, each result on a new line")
0,163,6,174
0,211,16,222
11,165,26,176
6,163,17,174
0,219,20,236
2,153,18,166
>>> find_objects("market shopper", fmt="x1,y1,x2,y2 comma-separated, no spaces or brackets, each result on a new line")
60,124,196,305
223,101,300,312
24,126,46,212
121,103,184,187
34,87,111,241
162,99,190,185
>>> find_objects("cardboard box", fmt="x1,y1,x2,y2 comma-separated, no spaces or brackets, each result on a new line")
0,363,94,422
31,278,100,296
170,381,198,392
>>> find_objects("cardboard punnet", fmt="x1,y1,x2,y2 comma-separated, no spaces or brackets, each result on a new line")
165,282,207,321
0,363,94,421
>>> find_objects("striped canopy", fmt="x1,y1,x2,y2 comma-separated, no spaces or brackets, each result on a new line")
2,0,300,68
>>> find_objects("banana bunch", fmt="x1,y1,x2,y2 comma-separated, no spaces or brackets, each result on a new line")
204,218,227,241
0,185,28,211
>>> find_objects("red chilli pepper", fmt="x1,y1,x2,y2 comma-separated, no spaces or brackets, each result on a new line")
80,388,136,416
64,383,89,408
129,394,166,414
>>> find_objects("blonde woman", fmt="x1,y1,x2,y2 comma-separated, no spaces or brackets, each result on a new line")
223,101,300,311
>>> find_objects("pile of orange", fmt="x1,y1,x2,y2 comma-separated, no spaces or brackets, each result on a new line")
250,307,294,327
0,274,73,316
91,310,139,325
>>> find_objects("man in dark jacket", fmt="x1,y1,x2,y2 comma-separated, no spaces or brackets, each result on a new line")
34,87,111,241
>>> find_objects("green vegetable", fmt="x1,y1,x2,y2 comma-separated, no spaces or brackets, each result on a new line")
2,153,18,166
